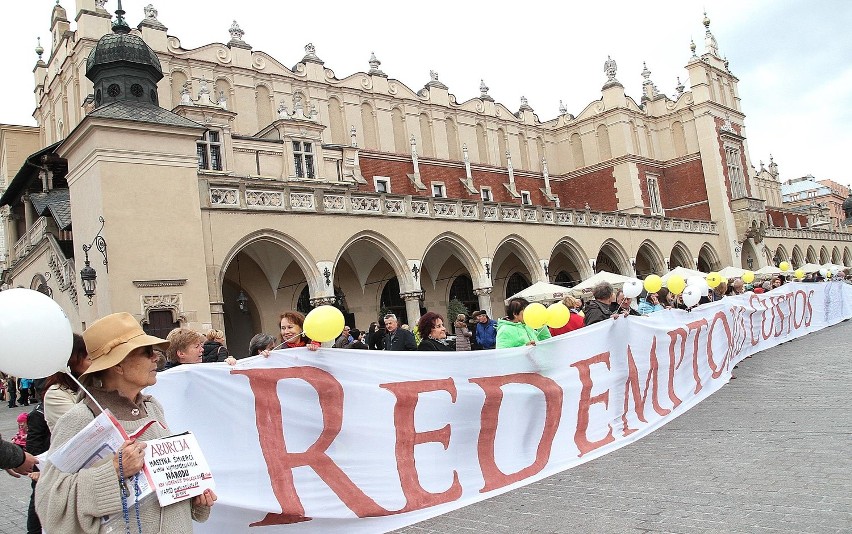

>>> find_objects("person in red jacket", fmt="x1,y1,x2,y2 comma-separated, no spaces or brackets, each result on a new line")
549,295,586,336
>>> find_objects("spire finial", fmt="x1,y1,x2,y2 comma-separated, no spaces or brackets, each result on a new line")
35,37,44,61
368,52,387,77
675,76,685,96
703,11,719,56
602,55,621,89
479,79,493,101
690,38,697,58
558,100,567,115
112,0,130,34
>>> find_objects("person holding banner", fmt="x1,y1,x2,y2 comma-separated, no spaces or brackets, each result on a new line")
416,312,453,351
496,297,551,348
279,311,318,349
36,312,216,533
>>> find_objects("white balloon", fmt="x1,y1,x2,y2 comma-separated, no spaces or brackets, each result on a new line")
819,268,828,277
0,288,73,378
686,276,705,287
622,278,642,299
682,286,702,307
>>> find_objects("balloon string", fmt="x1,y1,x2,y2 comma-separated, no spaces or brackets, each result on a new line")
66,367,105,414
271,332,305,351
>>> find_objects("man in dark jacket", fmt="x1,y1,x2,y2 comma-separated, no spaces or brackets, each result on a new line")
473,311,497,350
1,437,37,474
583,282,617,326
382,314,416,351
25,403,50,534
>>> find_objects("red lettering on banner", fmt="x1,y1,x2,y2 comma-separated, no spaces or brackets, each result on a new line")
760,296,775,340
571,352,614,456
469,373,563,492
666,328,687,409
792,290,807,329
748,294,762,346
685,318,709,394
805,290,814,326
729,306,748,362
378,379,462,510
707,311,732,379
621,337,670,437
232,367,389,525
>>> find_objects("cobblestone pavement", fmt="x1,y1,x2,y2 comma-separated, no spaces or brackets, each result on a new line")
1,322,849,533
394,320,852,534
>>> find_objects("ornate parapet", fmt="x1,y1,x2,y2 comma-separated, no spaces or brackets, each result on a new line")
204,181,719,235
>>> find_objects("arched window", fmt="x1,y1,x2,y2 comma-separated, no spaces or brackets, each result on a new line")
476,123,489,164
497,128,507,167
570,132,584,169
596,124,611,162
255,85,273,129
506,272,530,299
449,275,477,315
380,277,406,325
361,102,378,149
672,121,687,157
328,96,347,145
419,113,434,157
446,119,460,160
392,108,407,153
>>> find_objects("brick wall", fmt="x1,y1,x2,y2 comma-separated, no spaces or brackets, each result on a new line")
550,167,618,211
637,159,711,220
766,208,808,228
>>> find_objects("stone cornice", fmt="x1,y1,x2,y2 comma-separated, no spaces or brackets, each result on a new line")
132,278,188,288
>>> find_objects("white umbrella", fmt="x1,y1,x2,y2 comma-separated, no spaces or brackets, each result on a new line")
755,265,782,276
797,262,822,273
661,266,706,282
718,266,747,279
569,271,633,296
505,280,573,305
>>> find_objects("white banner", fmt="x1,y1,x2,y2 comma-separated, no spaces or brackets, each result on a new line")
149,282,852,533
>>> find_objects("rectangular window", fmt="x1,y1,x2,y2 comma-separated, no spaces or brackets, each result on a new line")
197,130,223,171
647,174,664,215
480,187,493,202
431,183,445,198
293,141,315,179
374,176,391,194
521,190,532,205
725,145,746,199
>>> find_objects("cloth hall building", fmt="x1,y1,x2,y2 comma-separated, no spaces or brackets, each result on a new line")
2,1,850,352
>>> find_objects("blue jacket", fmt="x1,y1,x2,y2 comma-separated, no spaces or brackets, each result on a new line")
475,319,498,349
638,299,665,315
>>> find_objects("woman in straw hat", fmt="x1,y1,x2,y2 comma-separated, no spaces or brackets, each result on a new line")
36,312,216,533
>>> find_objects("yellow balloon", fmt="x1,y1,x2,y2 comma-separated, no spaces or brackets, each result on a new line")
826,270,833,278
667,275,686,295
742,270,755,283
523,302,547,330
779,261,790,272
706,272,722,288
794,269,805,280
545,302,570,329
643,275,663,294
303,305,345,343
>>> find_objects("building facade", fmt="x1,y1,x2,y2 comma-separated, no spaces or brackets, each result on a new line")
2,1,851,353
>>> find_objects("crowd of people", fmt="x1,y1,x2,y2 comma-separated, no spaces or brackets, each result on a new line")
0,270,847,532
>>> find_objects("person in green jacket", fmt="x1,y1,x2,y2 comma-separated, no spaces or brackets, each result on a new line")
496,297,552,349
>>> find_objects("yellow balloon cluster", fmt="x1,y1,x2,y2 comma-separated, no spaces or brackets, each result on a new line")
793,269,805,280
523,302,547,329
742,270,755,283
643,274,663,293
667,275,686,295
706,272,722,289
545,303,570,329
303,305,345,343
779,261,791,272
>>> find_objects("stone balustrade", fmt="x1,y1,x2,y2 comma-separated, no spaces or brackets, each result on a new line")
207,184,718,234
765,227,852,242
11,216,48,263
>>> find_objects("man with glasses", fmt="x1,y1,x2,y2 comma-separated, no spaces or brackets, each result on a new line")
382,314,416,351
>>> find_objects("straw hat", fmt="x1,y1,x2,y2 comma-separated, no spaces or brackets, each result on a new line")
82,312,169,376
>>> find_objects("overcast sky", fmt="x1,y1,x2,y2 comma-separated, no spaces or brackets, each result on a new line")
3,1,850,185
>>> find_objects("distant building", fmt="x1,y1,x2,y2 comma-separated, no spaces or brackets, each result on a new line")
782,175,848,229
1,3,850,350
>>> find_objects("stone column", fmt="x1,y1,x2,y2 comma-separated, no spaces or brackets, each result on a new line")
474,287,493,317
401,291,423,326
209,301,225,330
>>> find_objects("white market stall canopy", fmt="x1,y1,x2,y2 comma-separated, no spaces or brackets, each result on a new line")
798,263,823,273
661,266,706,282
569,271,633,296
505,281,573,305
755,265,782,276
718,266,748,279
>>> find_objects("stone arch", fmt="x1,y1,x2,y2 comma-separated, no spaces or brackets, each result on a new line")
806,246,818,263
492,234,541,303
549,237,593,286
255,84,273,129
791,245,805,267
419,113,435,157
335,230,411,293
214,77,232,109
445,118,460,160
774,244,789,266
819,246,829,264
596,239,632,276
476,123,488,164
741,240,760,270
169,69,188,108
327,95,347,145
519,132,530,170
360,101,378,149
635,240,666,277
597,124,612,162
844,247,852,267
832,246,841,265
669,241,694,270
672,120,687,157
391,106,407,153
698,242,722,272
421,232,483,289
497,128,508,167
570,132,585,169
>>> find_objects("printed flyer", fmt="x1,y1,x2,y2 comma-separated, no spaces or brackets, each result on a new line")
144,431,215,506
